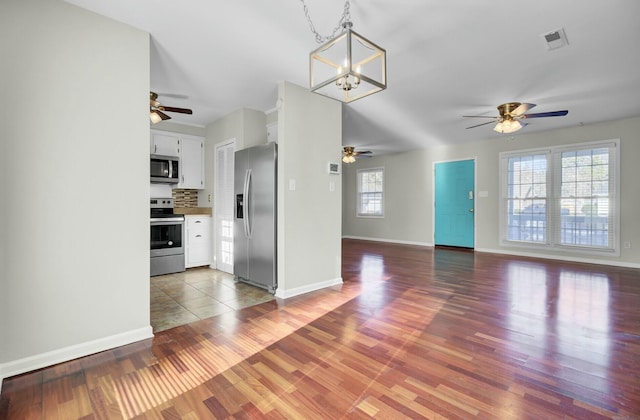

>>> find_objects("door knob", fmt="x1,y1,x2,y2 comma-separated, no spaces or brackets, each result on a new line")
469,208,474,212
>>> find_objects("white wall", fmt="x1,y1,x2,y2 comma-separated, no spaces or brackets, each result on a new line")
202,109,267,207
276,82,343,297
152,121,206,138
202,88,342,298
243,109,270,150
342,152,432,246
0,0,152,385
343,116,640,267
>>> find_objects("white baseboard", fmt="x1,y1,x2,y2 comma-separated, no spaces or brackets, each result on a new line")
342,237,637,268
342,236,433,248
475,247,640,269
0,326,153,393
275,277,343,299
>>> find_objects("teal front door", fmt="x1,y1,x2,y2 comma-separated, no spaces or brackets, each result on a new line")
434,160,475,248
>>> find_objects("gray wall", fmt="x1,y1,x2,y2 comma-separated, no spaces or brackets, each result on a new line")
153,121,206,138
202,86,343,298
343,152,432,245
202,108,267,207
1,0,151,384
343,116,640,267
276,82,343,296
202,108,268,272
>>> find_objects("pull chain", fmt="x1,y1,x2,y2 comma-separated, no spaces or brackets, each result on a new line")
299,0,351,44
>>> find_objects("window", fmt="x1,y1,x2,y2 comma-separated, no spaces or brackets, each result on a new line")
357,168,384,217
504,153,549,243
500,140,619,254
557,147,612,247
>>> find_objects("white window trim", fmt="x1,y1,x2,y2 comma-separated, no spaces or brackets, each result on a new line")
499,139,620,257
357,167,385,218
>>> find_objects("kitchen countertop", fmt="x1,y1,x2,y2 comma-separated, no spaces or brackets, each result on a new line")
174,207,212,216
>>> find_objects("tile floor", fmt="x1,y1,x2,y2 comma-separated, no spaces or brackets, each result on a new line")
150,267,275,332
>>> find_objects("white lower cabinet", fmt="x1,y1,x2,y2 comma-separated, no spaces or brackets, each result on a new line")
185,215,212,268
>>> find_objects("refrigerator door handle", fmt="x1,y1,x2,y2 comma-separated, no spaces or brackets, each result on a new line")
243,169,253,239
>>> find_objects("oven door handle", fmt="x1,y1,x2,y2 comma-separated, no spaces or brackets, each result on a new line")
150,217,184,224
243,169,252,239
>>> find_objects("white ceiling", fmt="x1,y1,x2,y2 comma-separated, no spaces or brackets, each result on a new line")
66,0,640,154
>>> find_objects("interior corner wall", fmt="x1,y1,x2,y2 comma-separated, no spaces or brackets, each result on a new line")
342,116,640,267
0,0,152,385
201,108,267,208
203,109,243,208
204,108,266,153
276,82,343,298
152,121,206,137
342,151,432,246
242,109,268,149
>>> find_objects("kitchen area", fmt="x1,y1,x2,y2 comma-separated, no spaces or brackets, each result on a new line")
149,129,275,332
145,85,343,335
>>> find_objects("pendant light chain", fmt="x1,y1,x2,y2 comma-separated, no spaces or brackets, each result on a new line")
299,0,351,44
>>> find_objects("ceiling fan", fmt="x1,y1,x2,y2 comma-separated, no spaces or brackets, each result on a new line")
342,146,372,163
464,102,568,134
149,91,193,124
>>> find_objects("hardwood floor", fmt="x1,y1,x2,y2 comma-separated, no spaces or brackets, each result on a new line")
2,239,639,418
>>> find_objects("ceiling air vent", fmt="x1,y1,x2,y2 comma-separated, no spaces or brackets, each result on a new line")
542,28,569,50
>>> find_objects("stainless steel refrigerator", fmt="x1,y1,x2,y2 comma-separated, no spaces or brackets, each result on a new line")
234,142,277,293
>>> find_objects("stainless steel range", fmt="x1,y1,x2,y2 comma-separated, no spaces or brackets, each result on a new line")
150,197,185,276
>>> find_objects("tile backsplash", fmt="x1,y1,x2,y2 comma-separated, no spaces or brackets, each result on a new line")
172,189,198,207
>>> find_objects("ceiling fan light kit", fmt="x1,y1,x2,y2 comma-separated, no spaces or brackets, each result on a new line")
150,111,163,124
149,91,192,124
342,155,356,163
301,0,386,103
494,118,524,134
342,146,371,163
464,101,568,134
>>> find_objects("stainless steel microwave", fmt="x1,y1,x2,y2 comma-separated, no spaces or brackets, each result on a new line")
150,154,179,183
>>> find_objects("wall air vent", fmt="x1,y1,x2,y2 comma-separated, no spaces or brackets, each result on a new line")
541,28,569,50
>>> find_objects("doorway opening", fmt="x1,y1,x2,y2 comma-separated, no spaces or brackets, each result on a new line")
150,138,275,333
214,139,236,273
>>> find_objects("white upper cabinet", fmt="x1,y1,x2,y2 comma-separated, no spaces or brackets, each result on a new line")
150,130,205,189
150,132,180,156
179,135,205,189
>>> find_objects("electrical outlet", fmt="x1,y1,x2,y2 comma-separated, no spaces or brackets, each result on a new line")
623,241,631,249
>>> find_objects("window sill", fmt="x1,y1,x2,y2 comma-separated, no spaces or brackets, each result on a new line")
501,240,620,258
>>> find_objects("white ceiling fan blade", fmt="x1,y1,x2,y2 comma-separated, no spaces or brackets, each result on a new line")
511,103,536,116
